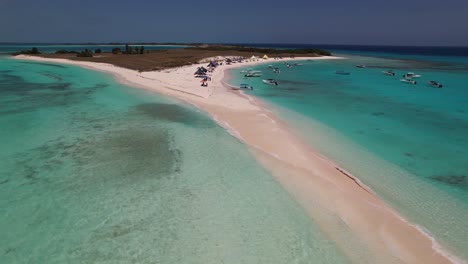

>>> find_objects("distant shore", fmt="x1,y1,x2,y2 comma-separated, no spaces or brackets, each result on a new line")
14,54,460,263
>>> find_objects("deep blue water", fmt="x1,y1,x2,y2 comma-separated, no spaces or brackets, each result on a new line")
0,44,185,54
234,43,468,57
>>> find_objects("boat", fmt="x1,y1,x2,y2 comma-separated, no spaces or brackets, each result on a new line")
335,70,350,75
273,68,280,74
403,72,422,78
400,78,417,84
427,81,443,88
244,70,262,77
262,79,278,86
382,70,396,76
267,65,273,68
239,84,254,90
355,65,366,68
294,63,303,66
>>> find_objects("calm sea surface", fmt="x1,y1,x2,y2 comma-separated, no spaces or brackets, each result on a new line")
0,54,348,263
228,46,468,259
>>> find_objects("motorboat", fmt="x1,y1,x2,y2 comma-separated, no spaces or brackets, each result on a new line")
403,72,421,78
382,70,396,76
239,84,254,90
294,63,303,66
273,68,280,73
400,78,417,84
244,70,262,77
427,81,443,88
262,79,278,86
268,65,273,68
335,70,350,75
355,65,366,68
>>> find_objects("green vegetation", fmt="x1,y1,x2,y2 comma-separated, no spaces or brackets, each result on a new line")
187,45,332,56
123,44,146,54
12,47,41,55
95,48,102,54
76,49,93,57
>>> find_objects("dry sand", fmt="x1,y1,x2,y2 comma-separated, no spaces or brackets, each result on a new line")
15,55,460,263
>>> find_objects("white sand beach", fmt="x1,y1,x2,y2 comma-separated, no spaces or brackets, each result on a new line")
15,54,460,263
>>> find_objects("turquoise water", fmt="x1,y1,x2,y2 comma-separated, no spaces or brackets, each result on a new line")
229,54,468,259
0,56,349,263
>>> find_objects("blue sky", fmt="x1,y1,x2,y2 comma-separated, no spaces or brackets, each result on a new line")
1,0,467,46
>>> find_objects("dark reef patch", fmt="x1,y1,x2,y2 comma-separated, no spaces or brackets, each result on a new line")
0,73,103,115
0,179,9,185
40,72,63,81
15,126,183,188
372,112,385,116
19,61,66,69
430,175,467,188
134,103,214,128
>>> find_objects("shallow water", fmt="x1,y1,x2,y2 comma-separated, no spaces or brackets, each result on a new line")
0,57,349,263
229,54,468,259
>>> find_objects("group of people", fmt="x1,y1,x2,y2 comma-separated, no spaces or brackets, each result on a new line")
201,75,211,87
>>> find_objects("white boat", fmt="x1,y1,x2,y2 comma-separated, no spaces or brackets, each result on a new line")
427,81,443,88
403,72,421,78
355,65,366,68
273,68,280,73
244,70,262,77
382,70,396,76
400,78,417,84
294,63,303,66
239,84,254,90
262,79,278,86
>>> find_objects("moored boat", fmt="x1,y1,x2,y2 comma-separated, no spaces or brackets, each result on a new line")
382,70,396,76
400,78,417,84
262,79,278,86
427,81,443,88
403,72,421,78
244,70,262,77
355,65,366,68
273,68,280,73
239,83,254,90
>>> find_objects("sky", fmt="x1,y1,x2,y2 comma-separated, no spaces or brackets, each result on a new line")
0,0,467,46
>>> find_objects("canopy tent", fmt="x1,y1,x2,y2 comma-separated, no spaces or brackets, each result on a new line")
207,61,218,68
250,55,257,60
262,54,269,59
194,67,207,75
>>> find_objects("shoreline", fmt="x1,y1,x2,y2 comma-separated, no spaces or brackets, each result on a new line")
14,54,461,263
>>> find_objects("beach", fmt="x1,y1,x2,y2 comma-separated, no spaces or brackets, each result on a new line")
14,54,461,263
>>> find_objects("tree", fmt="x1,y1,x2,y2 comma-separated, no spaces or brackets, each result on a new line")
77,49,93,57
31,47,40,54
140,46,144,54
125,44,129,54
95,48,102,54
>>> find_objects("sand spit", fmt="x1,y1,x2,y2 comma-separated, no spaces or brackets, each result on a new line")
15,54,460,264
